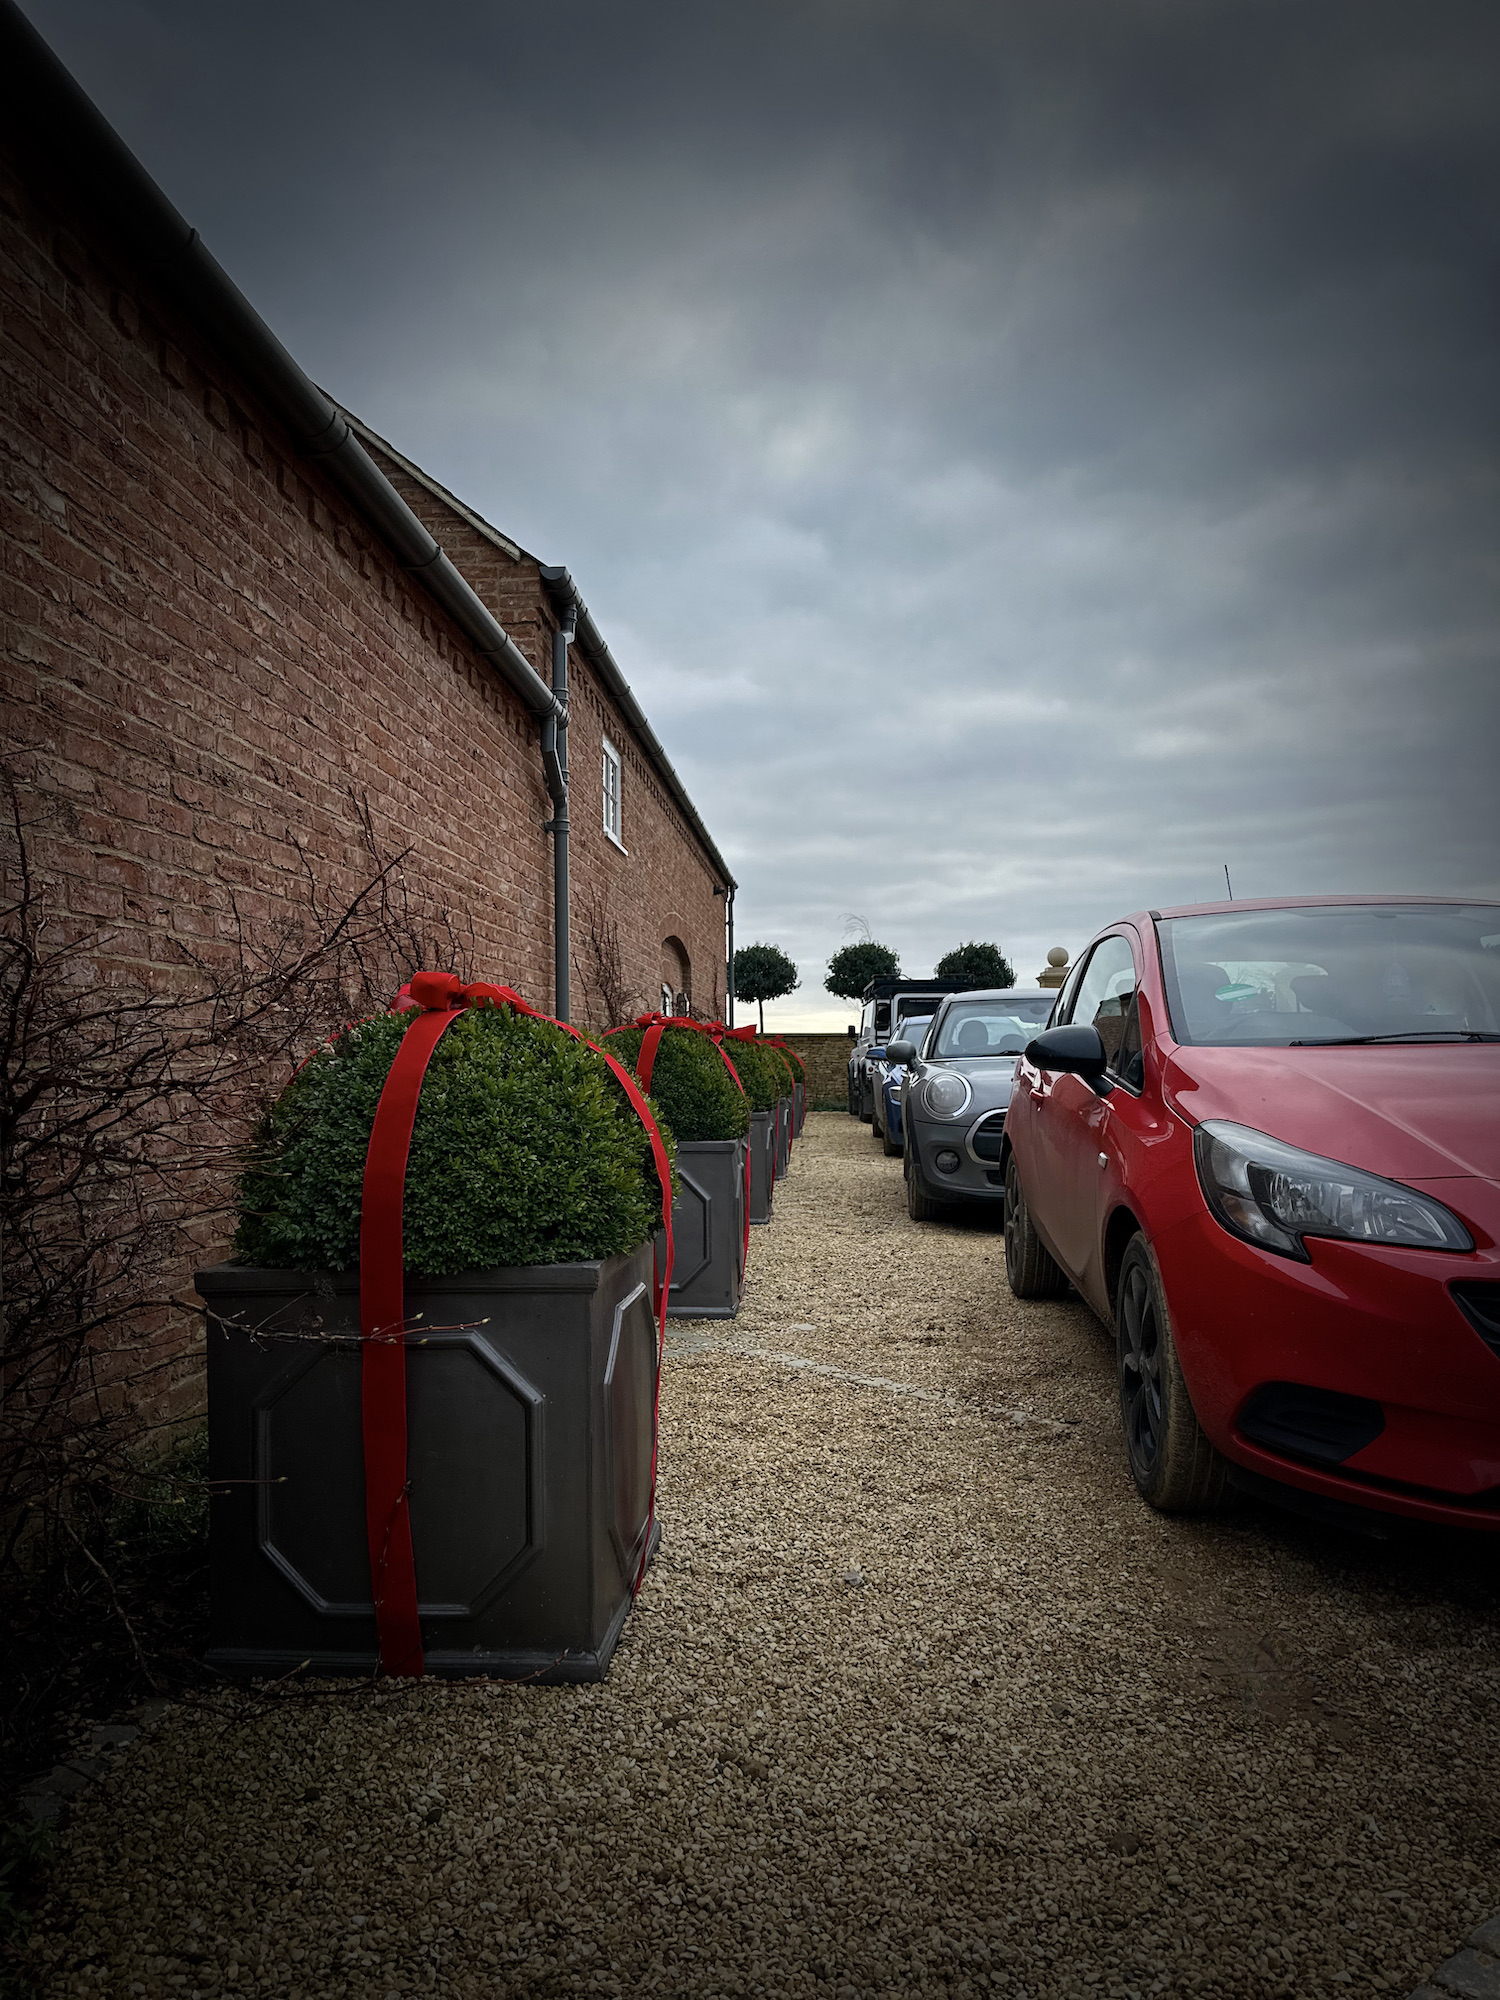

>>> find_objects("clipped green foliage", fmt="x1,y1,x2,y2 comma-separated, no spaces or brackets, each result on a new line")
733,941,800,1010
728,1038,792,1111
236,1004,674,1275
610,1025,750,1144
934,941,1016,990
773,1042,807,1088
825,940,900,999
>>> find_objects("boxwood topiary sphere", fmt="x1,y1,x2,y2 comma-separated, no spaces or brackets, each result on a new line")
610,1026,750,1144
773,1043,807,1088
235,1003,674,1275
724,1038,788,1112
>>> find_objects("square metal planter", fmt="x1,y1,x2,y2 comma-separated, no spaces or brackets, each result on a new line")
774,1095,792,1180
748,1108,776,1224
658,1137,745,1320
793,1080,806,1136
197,1245,659,1682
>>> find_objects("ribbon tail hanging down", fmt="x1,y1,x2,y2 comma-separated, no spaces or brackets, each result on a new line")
375,984,675,1620
359,1002,466,1680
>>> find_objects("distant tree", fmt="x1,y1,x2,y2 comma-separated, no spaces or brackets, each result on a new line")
935,941,1015,991
825,941,900,1000
733,942,800,1032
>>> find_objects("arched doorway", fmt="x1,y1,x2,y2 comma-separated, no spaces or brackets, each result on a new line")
661,935,691,1016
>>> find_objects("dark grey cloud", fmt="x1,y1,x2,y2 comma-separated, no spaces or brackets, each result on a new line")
24,0,1500,1021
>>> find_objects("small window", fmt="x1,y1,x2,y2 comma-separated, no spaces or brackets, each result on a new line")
602,738,623,847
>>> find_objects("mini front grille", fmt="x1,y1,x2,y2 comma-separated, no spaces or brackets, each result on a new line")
967,1110,1007,1164
1452,1283,1500,1360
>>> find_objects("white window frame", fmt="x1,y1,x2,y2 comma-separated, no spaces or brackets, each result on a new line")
602,736,626,851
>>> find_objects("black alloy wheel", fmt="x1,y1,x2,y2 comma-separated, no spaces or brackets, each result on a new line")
1114,1235,1226,1512
1003,1154,1068,1299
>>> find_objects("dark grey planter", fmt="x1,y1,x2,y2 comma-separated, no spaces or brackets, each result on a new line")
794,1080,806,1135
198,1245,659,1683
658,1138,744,1320
748,1108,776,1224
774,1095,792,1180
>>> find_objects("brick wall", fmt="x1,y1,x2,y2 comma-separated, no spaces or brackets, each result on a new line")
781,1033,858,1109
0,143,729,1429
358,439,727,1024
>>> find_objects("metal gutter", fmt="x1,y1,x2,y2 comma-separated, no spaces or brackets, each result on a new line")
539,569,737,892
0,0,559,728
336,413,736,895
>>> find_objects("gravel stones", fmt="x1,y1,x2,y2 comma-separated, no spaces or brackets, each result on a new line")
24,1115,1500,1998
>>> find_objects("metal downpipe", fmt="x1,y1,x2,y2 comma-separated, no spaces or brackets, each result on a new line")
545,604,576,1021
726,886,736,1027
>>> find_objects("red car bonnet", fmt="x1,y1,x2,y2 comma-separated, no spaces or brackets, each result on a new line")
1159,1041,1500,1184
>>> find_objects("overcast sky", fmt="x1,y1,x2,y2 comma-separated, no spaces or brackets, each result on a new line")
26,0,1500,1027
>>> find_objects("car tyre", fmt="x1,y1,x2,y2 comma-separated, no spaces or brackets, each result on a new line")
1004,1154,1069,1300
906,1146,947,1221
882,1113,901,1157
1115,1234,1227,1513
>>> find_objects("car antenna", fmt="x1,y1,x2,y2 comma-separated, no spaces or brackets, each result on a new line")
1223,863,1234,900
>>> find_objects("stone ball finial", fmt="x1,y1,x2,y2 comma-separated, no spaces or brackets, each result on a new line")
1047,946,1069,968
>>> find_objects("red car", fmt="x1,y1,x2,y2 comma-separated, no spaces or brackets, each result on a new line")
1002,897,1500,1532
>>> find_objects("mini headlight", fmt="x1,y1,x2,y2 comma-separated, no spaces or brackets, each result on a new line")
1193,1120,1473,1262
924,1073,972,1119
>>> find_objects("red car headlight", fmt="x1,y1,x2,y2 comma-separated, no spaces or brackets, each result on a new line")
1192,1119,1474,1261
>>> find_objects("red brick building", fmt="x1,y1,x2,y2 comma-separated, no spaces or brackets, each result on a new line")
0,8,734,1443
0,7,733,1033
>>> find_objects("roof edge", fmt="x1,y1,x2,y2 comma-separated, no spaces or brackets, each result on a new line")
540,567,737,891
0,0,557,726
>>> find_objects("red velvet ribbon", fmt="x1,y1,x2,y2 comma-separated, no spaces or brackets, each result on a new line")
365,972,675,1676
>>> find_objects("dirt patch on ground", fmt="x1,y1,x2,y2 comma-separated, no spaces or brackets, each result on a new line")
22,1114,1500,1998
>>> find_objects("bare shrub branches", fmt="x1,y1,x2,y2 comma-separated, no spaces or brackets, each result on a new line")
0,770,471,1567
571,883,637,1030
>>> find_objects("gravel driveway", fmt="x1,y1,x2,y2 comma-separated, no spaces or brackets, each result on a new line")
27,1114,1500,1999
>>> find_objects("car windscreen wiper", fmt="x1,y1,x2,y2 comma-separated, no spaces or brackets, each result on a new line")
1286,1031,1500,1045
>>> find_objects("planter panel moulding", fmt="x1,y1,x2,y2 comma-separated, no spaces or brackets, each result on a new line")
748,1110,776,1226
199,1247,659,1682
657,1138,746,1321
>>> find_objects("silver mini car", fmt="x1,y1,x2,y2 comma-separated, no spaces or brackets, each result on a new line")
893,989,1058,1220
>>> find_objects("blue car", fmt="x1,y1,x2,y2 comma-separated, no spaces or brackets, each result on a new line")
871,1010,938,1156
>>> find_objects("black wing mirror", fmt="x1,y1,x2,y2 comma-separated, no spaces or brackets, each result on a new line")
885,1039,916,1066
1024,1024,1113,1095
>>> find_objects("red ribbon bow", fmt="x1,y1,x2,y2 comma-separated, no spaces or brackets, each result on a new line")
361,973,675,1678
